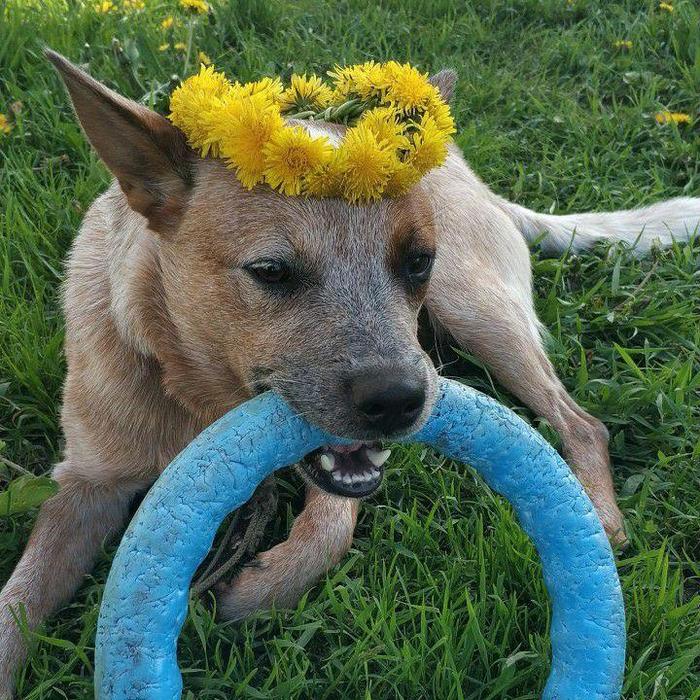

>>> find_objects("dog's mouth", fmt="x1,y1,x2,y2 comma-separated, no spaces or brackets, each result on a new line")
298,442,390,498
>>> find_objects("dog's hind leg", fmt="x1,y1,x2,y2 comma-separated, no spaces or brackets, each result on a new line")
216,487,358,620
426,210,625,544
0,469,136,698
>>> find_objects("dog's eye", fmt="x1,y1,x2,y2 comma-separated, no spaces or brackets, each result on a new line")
404,252,434,284
244,260,290,285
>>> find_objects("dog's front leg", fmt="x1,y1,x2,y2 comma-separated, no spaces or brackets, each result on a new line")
425,197,625,544
216,486,358,620
0,469,136,698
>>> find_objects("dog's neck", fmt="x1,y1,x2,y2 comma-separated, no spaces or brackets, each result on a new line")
100,183,249,423
101,186,161,358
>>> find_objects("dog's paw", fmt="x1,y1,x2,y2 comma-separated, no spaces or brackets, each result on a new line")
214,549,287,621
596,500,628,549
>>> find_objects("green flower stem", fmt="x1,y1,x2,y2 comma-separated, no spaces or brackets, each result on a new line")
183,17,195,76
286,110,317,120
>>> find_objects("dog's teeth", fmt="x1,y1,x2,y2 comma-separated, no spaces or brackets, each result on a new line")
351,473,362,484
320,453,335,472
366,448,391,468
342,474,352,485
371,468,380,479
362,471,372,482
332,471,343,482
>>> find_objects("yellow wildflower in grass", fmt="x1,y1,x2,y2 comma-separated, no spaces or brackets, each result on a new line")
613,40,633,50
95,0,115,12
655,111,691,125
169,65,233,155
161,16,174,29
408,114,450,175
214,94,285,189
122,0,144,10
383,61,434,113
336,123,395,202
357,107,409,150
279,74,334,113
174,42,187,51
0,114,13,135
263,126,333,195
180,0,209,13
197,51,212,66
659,2,673,11
158,43,170,52
384,158,422,197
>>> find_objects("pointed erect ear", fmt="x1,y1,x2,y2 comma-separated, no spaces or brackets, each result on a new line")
46,49,195,234
429,69,457,103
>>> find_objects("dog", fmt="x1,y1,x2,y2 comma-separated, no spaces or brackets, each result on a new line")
0,51,698,697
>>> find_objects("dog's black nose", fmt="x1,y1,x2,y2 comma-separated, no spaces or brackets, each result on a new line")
350,369,426,433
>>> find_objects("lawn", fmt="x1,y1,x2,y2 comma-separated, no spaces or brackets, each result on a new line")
1,0,699,697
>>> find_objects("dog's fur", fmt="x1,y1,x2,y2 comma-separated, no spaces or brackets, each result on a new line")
1,52,699,696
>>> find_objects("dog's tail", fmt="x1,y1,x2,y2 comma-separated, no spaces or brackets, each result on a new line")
496,196,700,256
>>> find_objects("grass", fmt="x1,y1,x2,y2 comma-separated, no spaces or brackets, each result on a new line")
1,0,699,697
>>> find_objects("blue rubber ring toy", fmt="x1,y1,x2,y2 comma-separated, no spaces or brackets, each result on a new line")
95,378,625,699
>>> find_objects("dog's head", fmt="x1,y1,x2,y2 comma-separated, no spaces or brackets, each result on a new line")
49,51,456,497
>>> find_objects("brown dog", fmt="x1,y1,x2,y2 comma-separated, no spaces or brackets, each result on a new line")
1,52,699,697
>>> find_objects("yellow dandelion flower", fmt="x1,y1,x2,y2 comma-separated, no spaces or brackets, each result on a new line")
167,61,453,201
180,0,209,13
161,16,174,29
350,61,390,100
328,61,389,100
357,107,409,150
613,40,633,49
384,158,422,197
408,114,450,175
279,74,334,113
328,85,348,105
0,114,13,135
383,61,434,113
327,65,355,99
174,41,187,51
263,125,333,196
197,51,212,66
235,76,284,106
336,123,395,202
304,154,344,198
158,43,170,52
95,0,115,12
214,94,285,189
122,0,144,10
424,90,456,135
655,111,691,125
659,2,673,11
169,65,233,155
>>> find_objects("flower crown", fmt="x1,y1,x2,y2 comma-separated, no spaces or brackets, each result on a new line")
168,61,455,203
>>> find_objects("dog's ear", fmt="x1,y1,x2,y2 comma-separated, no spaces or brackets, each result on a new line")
429,69,457,103
45,49,194,234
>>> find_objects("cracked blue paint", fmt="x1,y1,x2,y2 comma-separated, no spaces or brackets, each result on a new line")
95,378,625,699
